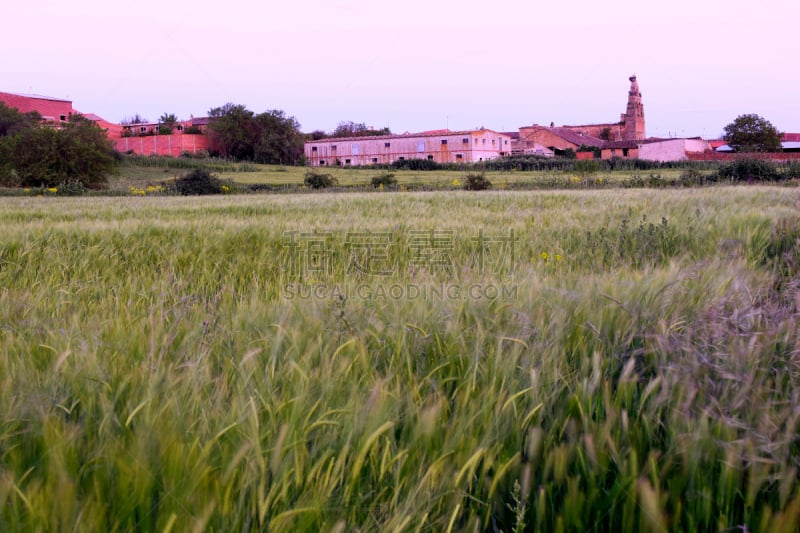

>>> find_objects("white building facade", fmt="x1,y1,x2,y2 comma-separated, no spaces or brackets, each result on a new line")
305,129,512,167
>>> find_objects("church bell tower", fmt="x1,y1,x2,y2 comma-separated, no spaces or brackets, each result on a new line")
622,75,645,141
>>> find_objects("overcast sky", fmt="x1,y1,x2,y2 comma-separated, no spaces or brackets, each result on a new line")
3,0,797,138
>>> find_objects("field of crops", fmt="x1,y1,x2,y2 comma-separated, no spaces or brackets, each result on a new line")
1,187,799,531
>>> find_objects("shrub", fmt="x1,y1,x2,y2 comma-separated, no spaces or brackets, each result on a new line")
783,161,800,179
158,125,173,135
678,168,716,186
716,158,780,182
173,169,224,195
463,173,492,191
575,159,600,177
56,179,88,196
371,173,397,188
304,170,337,189
391,158,440,171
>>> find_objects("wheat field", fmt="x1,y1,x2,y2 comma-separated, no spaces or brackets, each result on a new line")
1,187,798,531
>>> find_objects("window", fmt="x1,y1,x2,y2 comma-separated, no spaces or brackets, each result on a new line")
482,139,486,144
492,139,496,145
441,139,447,145
345,159,351,165
331,145,337,150
427,155,434,160
140,126,147,133
384,142,391,148
462,138,469,144
417,141,424,152
372,158,378,163
176,125,183,131
622,148,629,157
59,114,67,121
504,140,508,145
311,146,318,152
320,160,326,165
398,157,405,161
456,154,463,160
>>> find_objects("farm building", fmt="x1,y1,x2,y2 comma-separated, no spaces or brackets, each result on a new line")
0,91,75,124
305,129,512,167
515,126,604,156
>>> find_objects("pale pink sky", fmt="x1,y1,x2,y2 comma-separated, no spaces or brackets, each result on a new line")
3,0,798,138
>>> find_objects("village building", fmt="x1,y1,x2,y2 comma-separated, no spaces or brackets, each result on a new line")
305,129,512,167
0,91,75,124
515,75,647,157
0,90,210,157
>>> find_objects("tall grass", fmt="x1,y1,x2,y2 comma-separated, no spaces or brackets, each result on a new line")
0,188,798,531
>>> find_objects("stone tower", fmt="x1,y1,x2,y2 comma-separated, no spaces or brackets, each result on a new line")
622,75,645,141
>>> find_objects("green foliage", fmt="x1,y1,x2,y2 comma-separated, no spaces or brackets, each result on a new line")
574,158,600,177
390,158,440,170
159,112,178,126
183,125,203,134
304,170,337,188
0,102,40,136
253,110,305,165
782,160,800,179
723,113,783,153
370,173,397,187
158,125,173,135
577,144,602,158
55,179,89,196
716,158,780,181
172,168,224,195
331,121,391,138
463,172,492,190
0,115,116,188
207,103,304,164
599,127,612,141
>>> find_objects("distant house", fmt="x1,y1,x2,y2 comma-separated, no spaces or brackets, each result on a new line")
516,125,604,156
0,91,74,124
305,129,512,167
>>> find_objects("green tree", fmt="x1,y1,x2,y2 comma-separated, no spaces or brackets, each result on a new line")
0,114,116,188
331,121,391,138
253,110,305,165
0,102,40,137
207,103,257,160
159,112,178,126
159,113,178,135
723,114,782,153
207,103,305,164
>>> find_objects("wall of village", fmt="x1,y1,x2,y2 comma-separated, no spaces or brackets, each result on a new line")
638,139,709,162
113,134,209,157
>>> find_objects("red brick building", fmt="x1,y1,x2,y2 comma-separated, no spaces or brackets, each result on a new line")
0,91,75,124
0,90,210,157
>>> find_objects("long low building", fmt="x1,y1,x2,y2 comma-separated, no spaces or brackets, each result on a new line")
305,129,512,167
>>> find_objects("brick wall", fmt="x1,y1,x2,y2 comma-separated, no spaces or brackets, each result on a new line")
113,134,209,157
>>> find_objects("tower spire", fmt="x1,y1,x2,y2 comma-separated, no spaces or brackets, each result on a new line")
623,74,645,141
